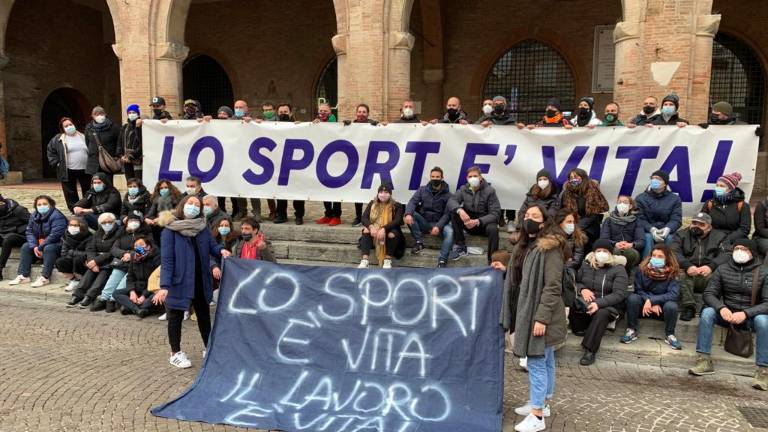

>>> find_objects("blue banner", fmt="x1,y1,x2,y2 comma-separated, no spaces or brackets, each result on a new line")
152,259,505,432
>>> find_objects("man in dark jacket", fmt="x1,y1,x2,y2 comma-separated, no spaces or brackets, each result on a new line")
182,99,204,120
68,212,121,308
432,97,470,124
476,96,516,127
404,167,453,267
84,106,122,184
671,213,728,321
203,195,230,235
635,170,682,256
651,94,689,127
628,96,660,127
447,166,501,264
689,239,768,391
73,173,122,230
699,101,748,128
395,100,421,123
118,104,143,179
0,195,29,279
113,236,160,317
149,96,173,120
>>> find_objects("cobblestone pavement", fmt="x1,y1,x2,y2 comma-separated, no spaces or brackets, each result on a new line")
2,293,768,432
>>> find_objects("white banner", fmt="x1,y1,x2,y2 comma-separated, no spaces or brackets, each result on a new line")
142,121,759,216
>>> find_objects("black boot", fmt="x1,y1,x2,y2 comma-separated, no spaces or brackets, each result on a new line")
79,296,93,309
580,351,596,366
120,305,132,315
67,295,83,307
90,298,106,312
680,307,695,322
105,300,117,313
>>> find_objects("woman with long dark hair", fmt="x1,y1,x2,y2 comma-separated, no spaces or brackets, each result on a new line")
558,168,609,248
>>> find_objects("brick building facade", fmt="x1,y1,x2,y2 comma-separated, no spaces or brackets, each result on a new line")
0,0,765,190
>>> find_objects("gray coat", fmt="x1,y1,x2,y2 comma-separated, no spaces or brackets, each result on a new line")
446,180,501,227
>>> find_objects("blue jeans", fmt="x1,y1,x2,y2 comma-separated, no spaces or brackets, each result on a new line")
643,233,673,257
100,269,126,301
625,293,678,336
696,307,768,366
84,213,99,230
527,345,555,409
18,243,61,279
408,212,454,262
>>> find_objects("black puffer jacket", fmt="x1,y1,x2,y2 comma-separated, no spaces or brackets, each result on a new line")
121,187,151,219
86,226,121,267
0,198,29,236
670,228,728,271
109,224,153,271
60,229,92,259
704,258,768,317
126,248,160,298
446,180,501,227
576,253,629,316
74,172,122,216
701,188,751,245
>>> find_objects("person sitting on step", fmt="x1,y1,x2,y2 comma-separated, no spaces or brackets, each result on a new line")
358,183,405,269
72,172,121,230
231,217,275,263
404,166,453,268
55,216,92,293
66,212,120,309
113,236,161,318
8,195,66,288
447,165,501,264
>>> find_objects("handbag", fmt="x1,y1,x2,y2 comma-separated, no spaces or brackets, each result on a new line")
723,267,759,358
93,131,123,174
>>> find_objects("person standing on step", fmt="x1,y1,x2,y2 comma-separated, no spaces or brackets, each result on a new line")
313,103,343,227
8,195,66,288
55,216,91,293
113,236,160,318
635,170,682,257
84,106,121,185
404,166,453,268
274,103,306,225
431,96,470,124
571,239,629,366
689,239,768,391
570,96,602,128
149,96,173,120
358,183,405,269
651,94,689,127
346,103,380,227
447,166,501,264
118,104,143,180
72,172,122,230
66,212,119,308
0,194,30,281
627,96,660,127
700,171,751,250
46,117,93,212
621,244,683,350
671,212,728,322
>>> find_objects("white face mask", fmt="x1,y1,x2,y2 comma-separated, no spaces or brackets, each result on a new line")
94,115,106,124
537,179,550,190
467,177,481,188
595,251,611,264
733,249,752,264
616,203,630,215
185,187,197,195
482,104,493,115
127,113,139,122
402,107,414,118
563,223,575,235
127,221,141,231
67,226,80,236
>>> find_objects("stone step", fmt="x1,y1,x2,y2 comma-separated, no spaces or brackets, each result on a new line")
585,313,725,345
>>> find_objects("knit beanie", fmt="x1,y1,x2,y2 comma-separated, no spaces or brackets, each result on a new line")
718,172,742,191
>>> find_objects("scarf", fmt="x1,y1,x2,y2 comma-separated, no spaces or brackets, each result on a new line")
89,117,114,132
716,189,737,205
544,112,563,125
369,200,394,265
513,244,548,357
645,265,673,281
164,216,207,237
608,210,637,226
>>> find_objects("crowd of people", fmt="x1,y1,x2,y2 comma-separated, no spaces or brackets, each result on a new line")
0,91,763,432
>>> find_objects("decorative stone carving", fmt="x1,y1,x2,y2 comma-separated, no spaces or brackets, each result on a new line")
155,42,189,62
331,33,347,56
613,21,640,43
389,31,414,51
696,14,721,38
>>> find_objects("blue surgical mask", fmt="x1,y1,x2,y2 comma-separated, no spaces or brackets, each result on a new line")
128,187,139,196
64,125,77,135
234,108,245,118
101,223,114,233
183,204,200,218
714,186,727,197
661,106,676,116
36,205,50,215
134,245,146,255
563,223,575,235
159,188,170,197
203,206,213,217
93,183,104,193
650,179,662,191
569,179,582,187
218,226,231,236
649,257,665,268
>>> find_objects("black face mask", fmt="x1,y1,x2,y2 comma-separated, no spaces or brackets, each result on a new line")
153,108,163,116
578,107,591,118
430,179,442,189
642,106,655,115
690,227,704,237
525,219,542,235
447,108,459,119
493,105,505,114
545,109,558,118
278,114,290,121
242,233,253,241
710,113,728,125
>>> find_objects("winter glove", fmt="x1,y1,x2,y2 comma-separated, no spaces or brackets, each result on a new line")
659,227,671,239
650,227,660,242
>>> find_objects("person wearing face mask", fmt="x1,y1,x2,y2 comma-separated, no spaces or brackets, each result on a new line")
571,239,629,366
273,104,306,225
570,96,601,128
84,106,122,184
231,217,275,262
628,96,660,127
404,167,453,268
651,94,689,127
180,175,207,200
395,100,421,124
72,173,122,230
531,98,572,129
447,166,501,264
228,100,263,219
635,170,682,257
515,170,559,238
118,104,143,179
181,99,204,120
145,180,183,242
671,212,728,322
357,184,405,269
552,209,587,272
701,171,751,249
201,195,230,235
621,244,682,350
476,96,516,127
312,102,338,124
0,194,30,281
503,205,567,432
91,212,153,313
753,197,768,259
260,102,275,121
698,101,747,128
431,97,469,125
153,195,231,368
599,102,624,127
599,195,645,275
66,212,120,307
47,117,94,211
55,216,92,292
345,104,380,226
7,195,65,288
149,96,173,120
120,178,151,221
112,236,161,318
689,239,768,390
312,103,344,226
557,168,609,248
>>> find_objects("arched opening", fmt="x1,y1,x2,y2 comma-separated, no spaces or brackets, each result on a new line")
315,57,338,116
40,88,91,178
182,54,234,116
482,40,575,126
710,33,766,126
5,0,119,178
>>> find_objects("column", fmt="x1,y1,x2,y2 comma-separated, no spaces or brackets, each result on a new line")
154,42,190,118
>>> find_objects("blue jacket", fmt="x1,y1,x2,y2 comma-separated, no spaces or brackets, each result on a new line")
404,181,451,228
160,227,222,310
25,208,67,250
635,188,682,233
599,211,646,251
634,270,679,305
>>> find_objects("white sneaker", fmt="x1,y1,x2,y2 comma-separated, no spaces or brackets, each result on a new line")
514,403,550,417
515,413,546,432
358,259,369,269
30,276,50,288
506,220,516,232
64,279,79,292
183,311,190,321
7,275,30,285
519,356,528,370
169,351,192,369
382,259,392,269
202,349,207,359
158,313,167,321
